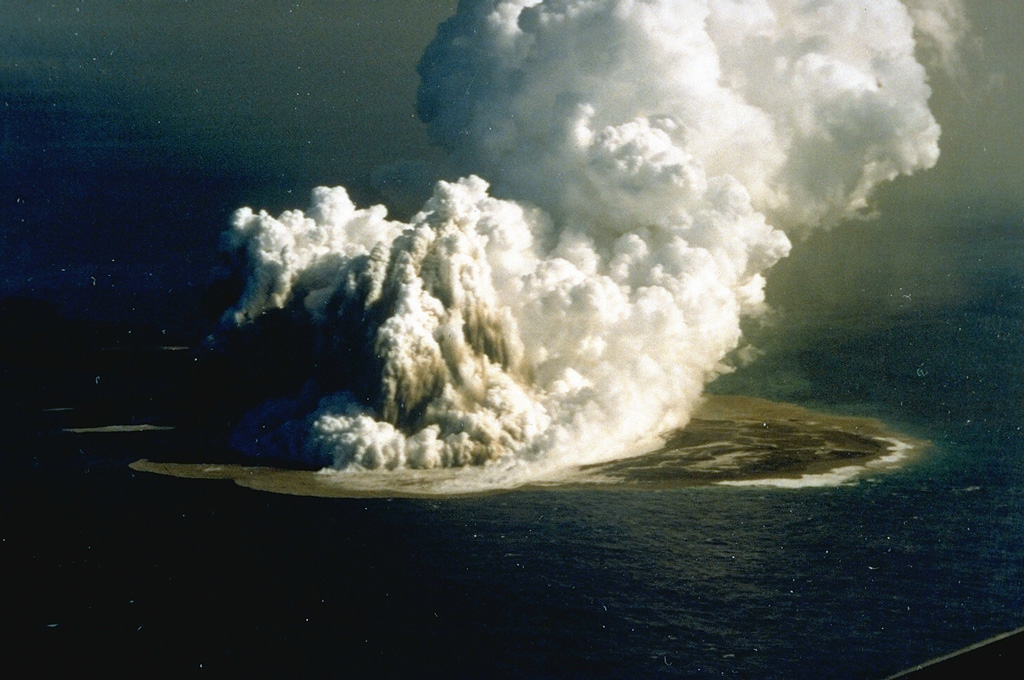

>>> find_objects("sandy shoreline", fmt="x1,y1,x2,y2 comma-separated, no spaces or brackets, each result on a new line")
129,395,926,498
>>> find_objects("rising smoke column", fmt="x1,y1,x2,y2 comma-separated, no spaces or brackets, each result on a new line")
220,0,948,476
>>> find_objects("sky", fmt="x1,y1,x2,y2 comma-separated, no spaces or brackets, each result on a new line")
1,1,1021,336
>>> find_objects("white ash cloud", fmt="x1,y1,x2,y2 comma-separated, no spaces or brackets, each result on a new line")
218,0,951,481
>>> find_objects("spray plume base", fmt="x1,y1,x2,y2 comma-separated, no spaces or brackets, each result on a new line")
130,395,925,498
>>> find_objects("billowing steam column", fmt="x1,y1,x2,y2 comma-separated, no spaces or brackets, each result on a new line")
219,0,948,476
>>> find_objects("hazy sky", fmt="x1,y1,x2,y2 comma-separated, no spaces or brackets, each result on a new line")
1,1,1021,330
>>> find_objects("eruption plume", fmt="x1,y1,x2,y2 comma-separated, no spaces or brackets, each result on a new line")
218,0,948,482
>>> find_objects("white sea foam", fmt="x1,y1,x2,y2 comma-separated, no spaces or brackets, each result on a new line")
63,424,176,434
716,436,917,488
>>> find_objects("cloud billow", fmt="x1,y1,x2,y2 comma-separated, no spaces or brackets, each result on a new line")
216,0,955,486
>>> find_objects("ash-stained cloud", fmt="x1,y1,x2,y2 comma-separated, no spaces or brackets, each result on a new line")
215,0,958,486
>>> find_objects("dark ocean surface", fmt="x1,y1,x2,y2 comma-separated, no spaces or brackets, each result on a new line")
4,285,1022,678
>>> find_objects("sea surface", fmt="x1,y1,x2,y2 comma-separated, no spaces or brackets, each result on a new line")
4,283,1022,678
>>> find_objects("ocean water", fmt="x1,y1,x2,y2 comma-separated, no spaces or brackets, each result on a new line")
5,283,1022,678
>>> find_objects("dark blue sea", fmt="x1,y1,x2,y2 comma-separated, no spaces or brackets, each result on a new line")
4,282,1022,678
